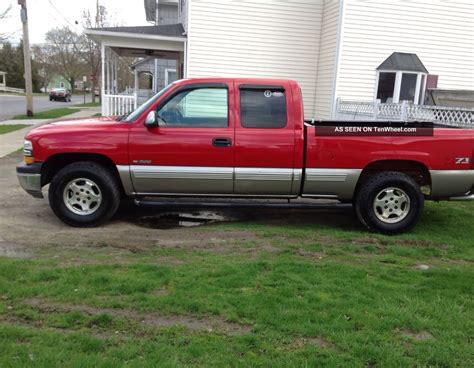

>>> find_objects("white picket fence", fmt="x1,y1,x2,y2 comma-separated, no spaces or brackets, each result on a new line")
335,98,474,128
102,94,137,116
0,86,25,94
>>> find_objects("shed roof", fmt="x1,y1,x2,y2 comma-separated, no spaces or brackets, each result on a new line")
377,52,428,73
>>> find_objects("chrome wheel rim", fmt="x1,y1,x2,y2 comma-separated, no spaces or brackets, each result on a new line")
63,178,102,216
373,187,410,224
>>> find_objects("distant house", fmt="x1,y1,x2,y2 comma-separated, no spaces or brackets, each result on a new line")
85,0,474,118
48,74,71,91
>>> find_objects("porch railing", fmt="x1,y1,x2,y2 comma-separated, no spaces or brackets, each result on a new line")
335,98,474,128
102,94,137,116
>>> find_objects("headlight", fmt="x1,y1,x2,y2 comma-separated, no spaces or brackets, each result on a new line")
23,140,34,164
23,140,33,156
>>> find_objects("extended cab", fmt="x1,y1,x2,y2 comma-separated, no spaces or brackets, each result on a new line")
17,78,474,234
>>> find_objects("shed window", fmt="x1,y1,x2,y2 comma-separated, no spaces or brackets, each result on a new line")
399,73,417,102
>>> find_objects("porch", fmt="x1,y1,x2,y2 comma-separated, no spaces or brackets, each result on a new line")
335,98,474,128
84,24,186,116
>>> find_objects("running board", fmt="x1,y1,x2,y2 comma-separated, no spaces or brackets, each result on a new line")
134,198,352,210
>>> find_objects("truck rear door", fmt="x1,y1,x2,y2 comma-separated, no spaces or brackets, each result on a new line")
233,81,299,195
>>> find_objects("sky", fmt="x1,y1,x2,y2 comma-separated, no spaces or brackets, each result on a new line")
1,0,148,45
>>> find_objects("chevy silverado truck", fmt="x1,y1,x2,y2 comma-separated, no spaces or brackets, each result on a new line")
17,78,474,234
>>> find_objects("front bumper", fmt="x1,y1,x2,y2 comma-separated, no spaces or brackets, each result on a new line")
17,162,43,198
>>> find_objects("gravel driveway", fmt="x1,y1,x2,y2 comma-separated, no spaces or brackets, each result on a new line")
0,152,355,258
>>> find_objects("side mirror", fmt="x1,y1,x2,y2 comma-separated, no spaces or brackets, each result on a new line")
144,110,158,128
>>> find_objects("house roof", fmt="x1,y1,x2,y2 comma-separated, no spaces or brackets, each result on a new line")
87,23,185,38
377,52,428,73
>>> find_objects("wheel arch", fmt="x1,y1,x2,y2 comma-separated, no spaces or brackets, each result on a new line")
356,159,431,195
41,153,126,196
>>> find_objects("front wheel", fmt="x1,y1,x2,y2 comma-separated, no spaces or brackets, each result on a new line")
354,171,424,234
49,162,121,227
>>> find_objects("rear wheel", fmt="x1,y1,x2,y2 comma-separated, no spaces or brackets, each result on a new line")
354,171,424,234
49,162,121,227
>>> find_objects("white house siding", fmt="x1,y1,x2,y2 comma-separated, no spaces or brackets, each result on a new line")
314,0,340,118
335,0,474,105
187,0,324,118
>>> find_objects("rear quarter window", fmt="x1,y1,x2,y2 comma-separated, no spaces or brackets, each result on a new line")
240,88,287,128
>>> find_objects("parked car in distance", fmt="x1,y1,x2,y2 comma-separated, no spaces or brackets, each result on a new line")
49,88,71,102
17,78,474,234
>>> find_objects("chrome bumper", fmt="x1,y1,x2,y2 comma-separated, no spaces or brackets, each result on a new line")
17,162,43,199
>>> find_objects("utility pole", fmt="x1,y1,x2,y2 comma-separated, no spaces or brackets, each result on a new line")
18,0,33,117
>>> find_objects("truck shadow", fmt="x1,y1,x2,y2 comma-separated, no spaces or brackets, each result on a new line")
114,199,363,232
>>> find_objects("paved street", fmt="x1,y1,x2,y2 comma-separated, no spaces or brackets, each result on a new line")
0,94,93,121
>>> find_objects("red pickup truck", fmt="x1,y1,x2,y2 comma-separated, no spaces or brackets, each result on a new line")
17,78,474,234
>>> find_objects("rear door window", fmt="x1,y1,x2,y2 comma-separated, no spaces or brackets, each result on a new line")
240,87,287,128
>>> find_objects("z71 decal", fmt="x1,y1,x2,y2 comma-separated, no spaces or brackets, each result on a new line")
455,157,470,164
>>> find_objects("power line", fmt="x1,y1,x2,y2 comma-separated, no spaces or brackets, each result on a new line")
47,0,82,33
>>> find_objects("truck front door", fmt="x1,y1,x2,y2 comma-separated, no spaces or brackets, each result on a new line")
128,82,235,195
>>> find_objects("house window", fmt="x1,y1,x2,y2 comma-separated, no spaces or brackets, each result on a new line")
376,72,396,103
165,68,177,86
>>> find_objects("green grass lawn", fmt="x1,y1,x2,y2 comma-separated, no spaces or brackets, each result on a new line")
13,108,80,120
76,102,101,107
0,125,28,135
0,201,473,366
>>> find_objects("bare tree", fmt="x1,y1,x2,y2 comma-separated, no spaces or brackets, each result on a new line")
31,45,54,92
45,27,86,93
0,2,17,42
80,8,107,103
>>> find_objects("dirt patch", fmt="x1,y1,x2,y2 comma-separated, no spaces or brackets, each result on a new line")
399,329,434,341
285,336,333,351
0,240,31,258
351,236,388,246
395,239,432,247
23,298,252,335
296,248,325,259
0,313,116,340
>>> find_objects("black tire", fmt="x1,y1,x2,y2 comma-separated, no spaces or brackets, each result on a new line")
48,162,121,227
354,171,424,235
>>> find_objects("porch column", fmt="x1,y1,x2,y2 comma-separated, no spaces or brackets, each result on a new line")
178,51,184,79
134,69,138,109
114,55,118,94
154,59,158,93
106,50,111,95
101,44,105,116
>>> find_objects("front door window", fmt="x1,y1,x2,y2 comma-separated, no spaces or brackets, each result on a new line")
158,88,228,128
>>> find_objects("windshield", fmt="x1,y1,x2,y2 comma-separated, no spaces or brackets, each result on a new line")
122,83,175,122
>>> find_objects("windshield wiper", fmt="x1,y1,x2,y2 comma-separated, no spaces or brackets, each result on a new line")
116,112,130,122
